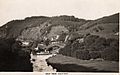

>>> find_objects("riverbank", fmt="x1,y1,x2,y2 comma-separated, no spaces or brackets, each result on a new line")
46,54,119,72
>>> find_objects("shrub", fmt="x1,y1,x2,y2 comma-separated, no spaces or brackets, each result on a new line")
76,50,90,60
84,35,99,46
101,47,119,61
89,37,108,51
89,51,101,59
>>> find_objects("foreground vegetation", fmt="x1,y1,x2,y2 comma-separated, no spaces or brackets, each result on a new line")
0,38,32,71
59,34,119,61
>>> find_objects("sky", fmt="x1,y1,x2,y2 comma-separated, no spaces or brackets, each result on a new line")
0,0,120,26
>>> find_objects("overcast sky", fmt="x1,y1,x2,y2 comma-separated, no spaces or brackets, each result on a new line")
0,0,119,26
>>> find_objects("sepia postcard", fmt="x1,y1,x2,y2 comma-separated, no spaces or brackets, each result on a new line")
0,0,119,75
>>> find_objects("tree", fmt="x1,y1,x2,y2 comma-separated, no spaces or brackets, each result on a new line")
76,50,90,60
101,47,119,61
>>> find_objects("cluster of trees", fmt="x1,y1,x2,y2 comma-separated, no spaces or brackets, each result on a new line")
0,38,33,71
59,34,119,61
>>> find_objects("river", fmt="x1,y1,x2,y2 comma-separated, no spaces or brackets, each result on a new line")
30,53,57,72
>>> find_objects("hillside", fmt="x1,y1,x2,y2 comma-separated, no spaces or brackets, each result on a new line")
79,13,119,39
0,13,119,61
0,15,88,40
46,54,119,72
0,13,119,41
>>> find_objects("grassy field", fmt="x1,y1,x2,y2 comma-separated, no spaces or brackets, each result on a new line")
46,54,119,72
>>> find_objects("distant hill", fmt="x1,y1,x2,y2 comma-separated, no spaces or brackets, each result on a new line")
0,15,88,40
79,13,119,39
0,13,119,41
